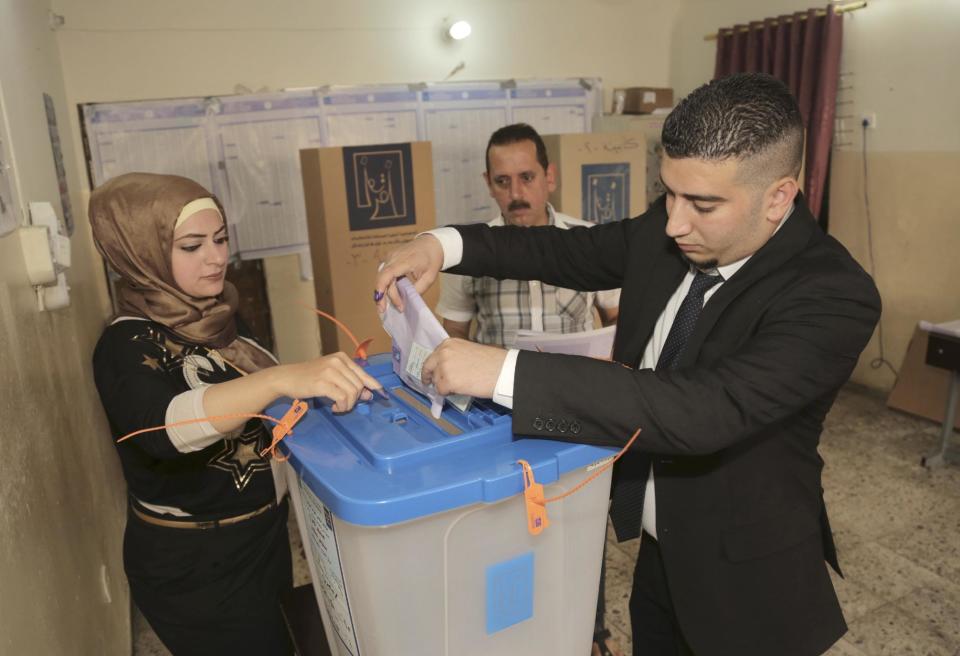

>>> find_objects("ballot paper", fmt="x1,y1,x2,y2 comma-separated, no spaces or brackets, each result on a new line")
513,325,617,359
380,278,471,418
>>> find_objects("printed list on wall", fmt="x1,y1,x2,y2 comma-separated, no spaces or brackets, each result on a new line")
81,79,601,261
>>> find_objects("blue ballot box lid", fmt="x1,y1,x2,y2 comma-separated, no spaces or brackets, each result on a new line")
266,353,617,527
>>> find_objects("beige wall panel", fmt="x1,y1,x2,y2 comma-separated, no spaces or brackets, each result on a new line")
1,1,129,653
264,254,322,365
828,151,960,390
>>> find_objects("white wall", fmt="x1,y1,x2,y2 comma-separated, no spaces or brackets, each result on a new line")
54,0,678,103
670,0,960,152
835,0,960,154
0,1,129,654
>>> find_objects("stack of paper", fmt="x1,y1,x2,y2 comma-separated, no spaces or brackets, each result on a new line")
513,325,616,359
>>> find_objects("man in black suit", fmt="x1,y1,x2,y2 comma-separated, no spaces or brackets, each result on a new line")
374,73,881,656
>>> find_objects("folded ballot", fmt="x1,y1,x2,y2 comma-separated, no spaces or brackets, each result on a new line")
380,277,471,418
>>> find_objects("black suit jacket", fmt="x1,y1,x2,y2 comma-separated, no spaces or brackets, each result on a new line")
449,196,881,656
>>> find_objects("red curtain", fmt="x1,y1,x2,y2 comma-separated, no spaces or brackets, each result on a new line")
714,6,842,219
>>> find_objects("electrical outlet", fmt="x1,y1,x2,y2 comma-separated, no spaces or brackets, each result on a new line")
860,112,877,129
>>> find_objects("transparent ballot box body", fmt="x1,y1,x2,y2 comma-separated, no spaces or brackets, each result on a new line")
269,353,617,656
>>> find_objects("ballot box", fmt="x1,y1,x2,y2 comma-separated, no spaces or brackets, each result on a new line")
269,353,617,656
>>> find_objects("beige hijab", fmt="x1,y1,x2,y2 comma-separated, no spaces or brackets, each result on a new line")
90,172,275,373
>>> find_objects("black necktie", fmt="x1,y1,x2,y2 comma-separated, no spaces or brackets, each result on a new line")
608,269,723,541
656,270,723,370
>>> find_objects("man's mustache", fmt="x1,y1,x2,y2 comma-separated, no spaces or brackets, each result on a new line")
508,200,531,212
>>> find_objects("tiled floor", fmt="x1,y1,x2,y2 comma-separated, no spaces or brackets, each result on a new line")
134,384,960,655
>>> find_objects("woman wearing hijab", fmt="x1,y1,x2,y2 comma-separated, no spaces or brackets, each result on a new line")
90,172,380,655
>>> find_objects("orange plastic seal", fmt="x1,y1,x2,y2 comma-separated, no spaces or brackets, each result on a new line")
116,400,313,464
516,459,550,536
354,338,374,361
262,399,309,461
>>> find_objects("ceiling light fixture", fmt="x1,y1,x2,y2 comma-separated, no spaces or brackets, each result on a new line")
446,20,472,41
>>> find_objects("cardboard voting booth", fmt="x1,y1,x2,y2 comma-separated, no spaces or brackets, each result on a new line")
593,113,668,209
300,142,439,355
542,132,647,224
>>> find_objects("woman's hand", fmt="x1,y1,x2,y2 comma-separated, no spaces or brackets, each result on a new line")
202,352,383,434
272,352,383,413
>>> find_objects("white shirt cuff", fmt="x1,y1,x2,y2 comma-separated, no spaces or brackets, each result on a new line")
492,348,520,409
423,227,464,271
165,387,223,453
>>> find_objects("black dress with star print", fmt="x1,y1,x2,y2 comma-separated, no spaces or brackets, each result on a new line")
93,318,276,519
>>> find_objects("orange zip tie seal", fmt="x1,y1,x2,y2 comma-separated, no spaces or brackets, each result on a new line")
516,427,642,536
261,399,308,462
517,459,550,536
115,400,309,462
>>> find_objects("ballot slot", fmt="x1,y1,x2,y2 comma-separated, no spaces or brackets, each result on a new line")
390,386,462,436
307,361,513,474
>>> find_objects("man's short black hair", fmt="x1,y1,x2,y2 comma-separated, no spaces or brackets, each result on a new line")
485,123,549,174
662,73,804,183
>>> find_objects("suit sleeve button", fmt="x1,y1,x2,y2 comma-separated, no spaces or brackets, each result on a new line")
570,421,581,435
545,419,556,431
557,419,568,433
533,417,544,430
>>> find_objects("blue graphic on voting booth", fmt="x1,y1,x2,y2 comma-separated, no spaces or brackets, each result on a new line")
343,143,416,231
581,162,630,224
